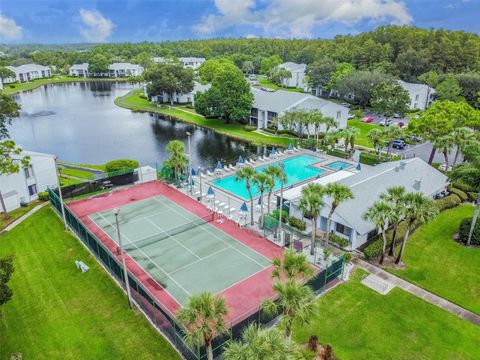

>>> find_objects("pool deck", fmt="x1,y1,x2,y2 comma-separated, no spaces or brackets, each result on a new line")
180,148,364,229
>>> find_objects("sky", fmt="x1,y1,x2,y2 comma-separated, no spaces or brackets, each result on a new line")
0,0,479,44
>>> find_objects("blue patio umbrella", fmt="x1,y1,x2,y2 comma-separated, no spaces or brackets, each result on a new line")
207,186,215,196
238,155,244,163
356,163,362,171
240,202,248,212
271,147,277,155
288,143,293,150
216,160,223,169
191,168,197,176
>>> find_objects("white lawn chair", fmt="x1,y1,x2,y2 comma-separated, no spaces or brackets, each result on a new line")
258,156,266,162
228,164,236,171
237,162,245,168
250,158,257,164
207,170,214,177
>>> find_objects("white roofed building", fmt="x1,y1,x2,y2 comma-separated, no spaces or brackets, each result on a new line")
151,82,210,104
397,80,436,110
275,62,308,89
179,57,205,69
282,158,447,249
250,87,349,132
0,151,58,212
108,63,144,77
69,63,89,77
4,64,51,83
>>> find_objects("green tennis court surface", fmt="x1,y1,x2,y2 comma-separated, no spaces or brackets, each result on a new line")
89,196,271,306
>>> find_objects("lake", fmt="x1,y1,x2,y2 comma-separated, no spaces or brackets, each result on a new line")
9,81,261,169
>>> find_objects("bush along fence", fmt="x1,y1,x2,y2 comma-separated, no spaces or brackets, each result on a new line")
48,188,345,360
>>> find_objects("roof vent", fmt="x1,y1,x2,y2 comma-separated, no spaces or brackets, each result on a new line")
399,160,407,169
413,179,422,190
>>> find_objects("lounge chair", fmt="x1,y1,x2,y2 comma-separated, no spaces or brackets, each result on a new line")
207,170,214,176
228,164,236,170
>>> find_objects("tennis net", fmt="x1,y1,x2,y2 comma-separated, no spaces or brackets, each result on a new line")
122,212,214,251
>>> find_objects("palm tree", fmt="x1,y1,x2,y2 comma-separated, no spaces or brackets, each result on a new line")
363,201,395,264
451,127,473,166
379,186,407,256
323,183,354,245
383,126,403,158
367,128,384,158
177,292,228,360
223,324,299,360
338,127,359,153
262,280,315,339
263,165,278,214
271,248,313,283
235,166,256,225
165,140,188,182
451,144,480,245
396,193,438,264
433,134,455,170
253,172,270,228
298,183,325,255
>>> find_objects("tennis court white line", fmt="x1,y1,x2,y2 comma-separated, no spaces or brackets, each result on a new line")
144,217,201,260
167,246,231,276
94,208,172,228
95,212,192,297
154,197,269,269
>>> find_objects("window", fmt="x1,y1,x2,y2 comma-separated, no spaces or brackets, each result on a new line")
367,229,378,241
336,111,341,119
23,167,34,178
335,223,352,237
28,184,37,196
415,94,419,101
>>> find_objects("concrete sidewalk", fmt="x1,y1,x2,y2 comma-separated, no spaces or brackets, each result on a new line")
2,202,49,233
354,258,480,327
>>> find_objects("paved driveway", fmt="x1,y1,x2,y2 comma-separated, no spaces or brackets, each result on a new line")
392,142,463,164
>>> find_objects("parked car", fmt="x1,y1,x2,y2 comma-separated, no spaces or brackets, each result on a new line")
340,102,352,108
393,113,401,118
379,118,393,126
361,117,374,123
438,164,453,172
434,189,450,199
348,114,356,120
406,134,423,142
391,139,407,149
396,121,405,128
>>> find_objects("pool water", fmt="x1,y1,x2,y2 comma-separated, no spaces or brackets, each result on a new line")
325,160,353,171
212,154,325,200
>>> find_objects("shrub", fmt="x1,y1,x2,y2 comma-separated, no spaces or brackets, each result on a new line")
271,209,288,221
344,253,352,263
105,159,139,172
452,181,474,194
448,186,468,202
351,109,365,118
38,191,49,201
288,216,306,231
139,94,147,100
434,194,461,211
363,240,383,259
458,218,480,245
359,152,380,166
329,233,349,248
467,192,478,202
326,148,350,159
243,125,257,132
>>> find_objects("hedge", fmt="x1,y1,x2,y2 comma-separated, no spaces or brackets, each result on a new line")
458,218,480,245
243,125,257,132
364,240,383,259
105,159,139,172
467,192,478,202
271,209,289,221
38,191,49,201
288,216,306,231
448,186,468,202
329,233,349,248
359,152,381,166
326,148,350,159
434,194,461,211
451,181,474,193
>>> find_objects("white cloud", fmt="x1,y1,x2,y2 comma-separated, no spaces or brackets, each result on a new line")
195,0,413,38
245,34,258,38
0,13,22,40
79,9,114,42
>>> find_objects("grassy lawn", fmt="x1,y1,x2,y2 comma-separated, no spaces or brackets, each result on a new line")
293,269,480,360
348,118,377,148
115,90,292,146
58,161,107,172
59,167,96,180
59,176,85,187
1,76,129,95
0,207,180,360
0,201,40,230
258,78,304,93
389,205,480,314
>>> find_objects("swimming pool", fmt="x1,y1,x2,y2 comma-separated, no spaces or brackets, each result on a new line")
325,160,353,171
212,154,325,200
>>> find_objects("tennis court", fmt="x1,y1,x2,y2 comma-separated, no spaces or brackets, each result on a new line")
89,195,271,306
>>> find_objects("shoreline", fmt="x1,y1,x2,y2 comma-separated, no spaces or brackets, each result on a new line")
114,89,294,147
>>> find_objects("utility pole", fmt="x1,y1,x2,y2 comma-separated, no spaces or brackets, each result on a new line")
55,157,67,230
114,208,133,309
186,131,192,195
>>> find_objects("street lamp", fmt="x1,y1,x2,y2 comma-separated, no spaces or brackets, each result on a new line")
54,156,67,230
186,131,192,195
114,208,133,309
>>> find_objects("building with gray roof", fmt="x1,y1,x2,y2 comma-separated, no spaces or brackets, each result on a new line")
275,62,308,89
397,80,436,110
108,63,144,77
69,63,89,77
250,87,349,131
283,157,448,249
4,64,51,83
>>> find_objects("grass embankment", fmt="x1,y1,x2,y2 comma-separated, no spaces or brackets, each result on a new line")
257,78,304,93
0,201,40,230
348,118,376,148
115,89,292,146
0,207,180,360
1,75,129,95
59,168,96,180
58,161,107,172
389,205,480,315
293,269,480,360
